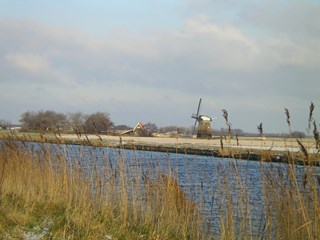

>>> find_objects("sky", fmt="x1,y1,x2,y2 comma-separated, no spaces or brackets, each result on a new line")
1,0,320,133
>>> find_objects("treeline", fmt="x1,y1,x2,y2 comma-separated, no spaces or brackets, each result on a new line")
20,110,113,134
215,128,306,138
3,110,307,138
18,110,194,136
159,126,192,135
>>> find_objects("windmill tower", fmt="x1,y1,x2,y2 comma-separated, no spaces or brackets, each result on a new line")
191,98,215,138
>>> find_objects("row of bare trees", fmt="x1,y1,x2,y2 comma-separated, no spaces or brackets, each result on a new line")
19,110,113,134
16,110,193,136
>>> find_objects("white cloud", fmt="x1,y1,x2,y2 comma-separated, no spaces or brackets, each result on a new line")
6,53,52,76
0,17,319,132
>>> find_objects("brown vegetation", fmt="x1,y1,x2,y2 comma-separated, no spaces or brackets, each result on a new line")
0,138,205,239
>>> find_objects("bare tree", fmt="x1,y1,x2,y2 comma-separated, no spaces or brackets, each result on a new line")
83,112,113,134
20,110,67,131
68,112,85,126
144,122,158,136
20,111,35,130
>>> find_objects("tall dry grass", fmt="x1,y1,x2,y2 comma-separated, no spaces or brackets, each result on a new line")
215,104,320,239
0,139,205,239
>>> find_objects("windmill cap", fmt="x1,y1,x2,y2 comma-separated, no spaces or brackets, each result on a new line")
199,115,213,121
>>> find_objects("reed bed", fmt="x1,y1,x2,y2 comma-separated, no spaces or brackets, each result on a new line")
0,139,205,239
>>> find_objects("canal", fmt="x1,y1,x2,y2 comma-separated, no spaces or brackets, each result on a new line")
19,142,320,238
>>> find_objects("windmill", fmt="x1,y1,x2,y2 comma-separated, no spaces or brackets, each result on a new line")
191,98,215,138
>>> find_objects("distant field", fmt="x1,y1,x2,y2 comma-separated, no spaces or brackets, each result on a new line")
1,131,316,153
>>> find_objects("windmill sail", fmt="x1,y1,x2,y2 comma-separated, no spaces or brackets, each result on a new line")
192,98,202,135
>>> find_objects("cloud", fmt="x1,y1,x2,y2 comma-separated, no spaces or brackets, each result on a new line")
6,53,53,76
0,16,319,132
243,1,320,40
1,16,316,85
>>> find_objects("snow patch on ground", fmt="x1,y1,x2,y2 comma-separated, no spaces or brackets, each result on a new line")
23,219,53,240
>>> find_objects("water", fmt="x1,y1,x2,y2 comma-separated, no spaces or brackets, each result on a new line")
4,141,320,237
